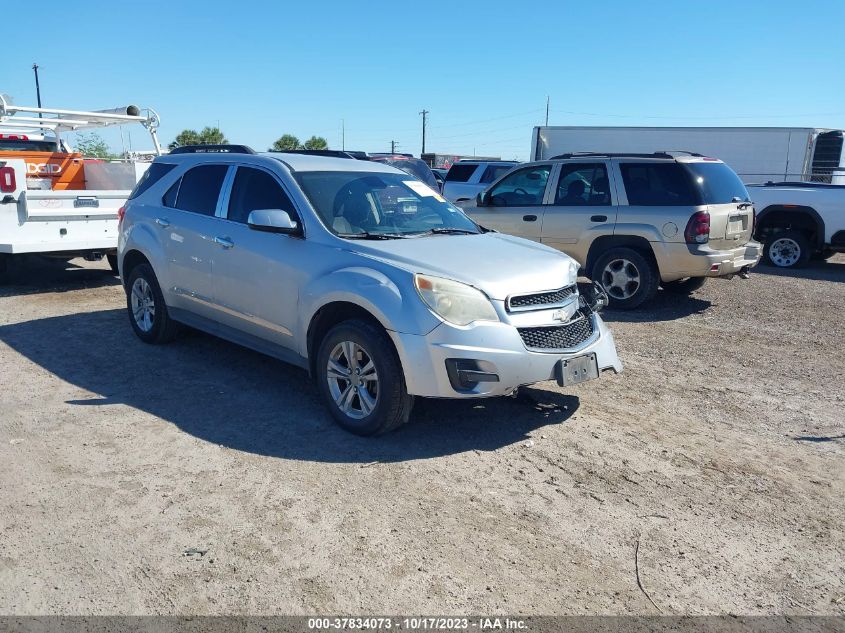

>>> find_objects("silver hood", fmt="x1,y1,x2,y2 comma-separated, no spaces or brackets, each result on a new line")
345,233,576,300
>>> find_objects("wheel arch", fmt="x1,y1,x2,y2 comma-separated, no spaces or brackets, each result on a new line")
756,205,825,249
585,234,658,278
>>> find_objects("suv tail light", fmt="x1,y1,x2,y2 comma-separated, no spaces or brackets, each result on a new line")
117,206,126,226
0,166,16,193
684,211,710,244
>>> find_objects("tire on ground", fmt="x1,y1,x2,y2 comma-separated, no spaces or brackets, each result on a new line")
590,247,659,310
762,229,811,268
315,319,414,436
661,276,708,294
107,253,119,275
125,263,179,344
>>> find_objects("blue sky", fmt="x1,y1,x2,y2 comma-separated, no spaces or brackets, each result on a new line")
3,0,844,160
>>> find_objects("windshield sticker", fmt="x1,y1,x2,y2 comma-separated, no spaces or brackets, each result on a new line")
403,180,436,197
432,192,446,203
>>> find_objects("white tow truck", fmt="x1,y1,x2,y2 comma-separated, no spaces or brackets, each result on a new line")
0,94,162,281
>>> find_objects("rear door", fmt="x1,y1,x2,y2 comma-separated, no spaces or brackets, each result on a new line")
539,161,616,264
161,163,229,319
468,164,552,241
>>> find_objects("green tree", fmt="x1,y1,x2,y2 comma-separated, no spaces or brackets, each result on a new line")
270,134,301,151
168,126,228,150
74,132,115,159
303,136,328,150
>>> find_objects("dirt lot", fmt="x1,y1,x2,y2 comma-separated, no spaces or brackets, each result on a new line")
0,255,842,615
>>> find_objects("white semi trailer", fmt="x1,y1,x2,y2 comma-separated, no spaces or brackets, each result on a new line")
531,126,845,184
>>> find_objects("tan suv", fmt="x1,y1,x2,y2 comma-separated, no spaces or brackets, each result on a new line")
463,152,762,309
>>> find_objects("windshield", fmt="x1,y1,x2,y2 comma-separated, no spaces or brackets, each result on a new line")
295,171,481,237
685,162,750,203
0,139,59,152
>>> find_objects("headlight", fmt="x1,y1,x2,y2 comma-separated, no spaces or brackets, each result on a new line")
414,274,499,326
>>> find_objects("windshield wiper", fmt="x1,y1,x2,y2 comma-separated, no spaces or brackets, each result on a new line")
336,231,409,240
416,228,479,236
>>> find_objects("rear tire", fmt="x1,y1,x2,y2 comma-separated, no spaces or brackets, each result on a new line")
316,319,414,436
662,277,707,295
591,247,658,310
125,263,178,344
762,229,810,268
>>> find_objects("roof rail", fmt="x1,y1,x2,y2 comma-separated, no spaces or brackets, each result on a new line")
656,150,705,157
170,144,255,154
275,149,358,159
549,150,702,160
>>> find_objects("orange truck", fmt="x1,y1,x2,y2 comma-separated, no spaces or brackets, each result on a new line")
0,95,162,281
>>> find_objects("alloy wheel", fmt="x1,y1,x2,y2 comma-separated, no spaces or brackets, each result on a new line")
601,258,641,300
130,277,156,332
769,237,801,267
326,341,379,419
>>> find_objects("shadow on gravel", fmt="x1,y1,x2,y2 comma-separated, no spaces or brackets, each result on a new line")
0,256,119,298
794,434,845,443
753,259,845,284
0,308,579,463
601,291,711,324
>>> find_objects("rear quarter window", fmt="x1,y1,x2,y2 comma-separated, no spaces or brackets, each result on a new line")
685,162,750,203
128,163,176,200
620,163,699,206
445,164,478,182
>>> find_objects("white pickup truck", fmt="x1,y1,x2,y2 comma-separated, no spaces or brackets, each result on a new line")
0,95,162,282
749,181,845,268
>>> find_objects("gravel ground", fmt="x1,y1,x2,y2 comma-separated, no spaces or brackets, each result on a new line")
0,255,842,615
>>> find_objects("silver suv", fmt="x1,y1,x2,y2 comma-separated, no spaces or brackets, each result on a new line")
463,152,763,309
442,160,519,203
118,146,622,435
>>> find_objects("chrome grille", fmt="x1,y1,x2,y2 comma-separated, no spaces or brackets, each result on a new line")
518,312,595,351
508,285,576,311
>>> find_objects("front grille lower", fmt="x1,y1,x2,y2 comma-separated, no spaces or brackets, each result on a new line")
508,285,576,311
518,312,595,351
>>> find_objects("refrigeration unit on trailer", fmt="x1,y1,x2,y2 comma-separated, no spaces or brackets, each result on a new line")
0,93,162,280
531,126,845,184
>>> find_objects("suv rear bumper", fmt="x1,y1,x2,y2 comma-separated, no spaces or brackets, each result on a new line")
388,315,623,398
657,240,762,282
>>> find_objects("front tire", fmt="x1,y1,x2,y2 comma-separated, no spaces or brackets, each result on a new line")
125,263,178,344
662,277,707,295
316,319,414,436
591,247,659,310
763,230,810,268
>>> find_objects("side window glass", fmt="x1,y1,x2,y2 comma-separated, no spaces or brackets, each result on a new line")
480,164,515,184
175,164,229,216
162,178,181,208
487,165,550,206
128,163,176,200
227,167,296,224
620,163,697,206
554,164,611,206
445,164,477,182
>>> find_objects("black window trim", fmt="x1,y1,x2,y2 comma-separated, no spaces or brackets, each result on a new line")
552,161,613,207
218,163,305,234
487,164,552,208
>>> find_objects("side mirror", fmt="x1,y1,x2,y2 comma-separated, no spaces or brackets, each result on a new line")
475,192,485,207
247,209,302,235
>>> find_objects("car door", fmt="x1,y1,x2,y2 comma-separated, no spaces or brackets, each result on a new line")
539,161,618,265
443,163,480,202
159,163,229,319
210,164,306,349
468,164,552,241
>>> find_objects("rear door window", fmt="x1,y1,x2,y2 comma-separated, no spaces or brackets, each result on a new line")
620,163,699,206
445,163,478,182
175,164,229,215
554,163,611,206
227,167,297,224
685,162,750,203
487,165,551,206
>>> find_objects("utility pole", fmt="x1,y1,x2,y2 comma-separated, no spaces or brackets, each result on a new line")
419,109,429,155
390,140,397,153
341,119,345,151
32,63,42,119
545,95,549,126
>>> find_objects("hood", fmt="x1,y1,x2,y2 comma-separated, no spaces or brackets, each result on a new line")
344,233,576,300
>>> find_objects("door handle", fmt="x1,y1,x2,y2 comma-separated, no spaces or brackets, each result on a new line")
155,218,170,228
590,215,608,222
523,214,538,222
213,236,234,249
